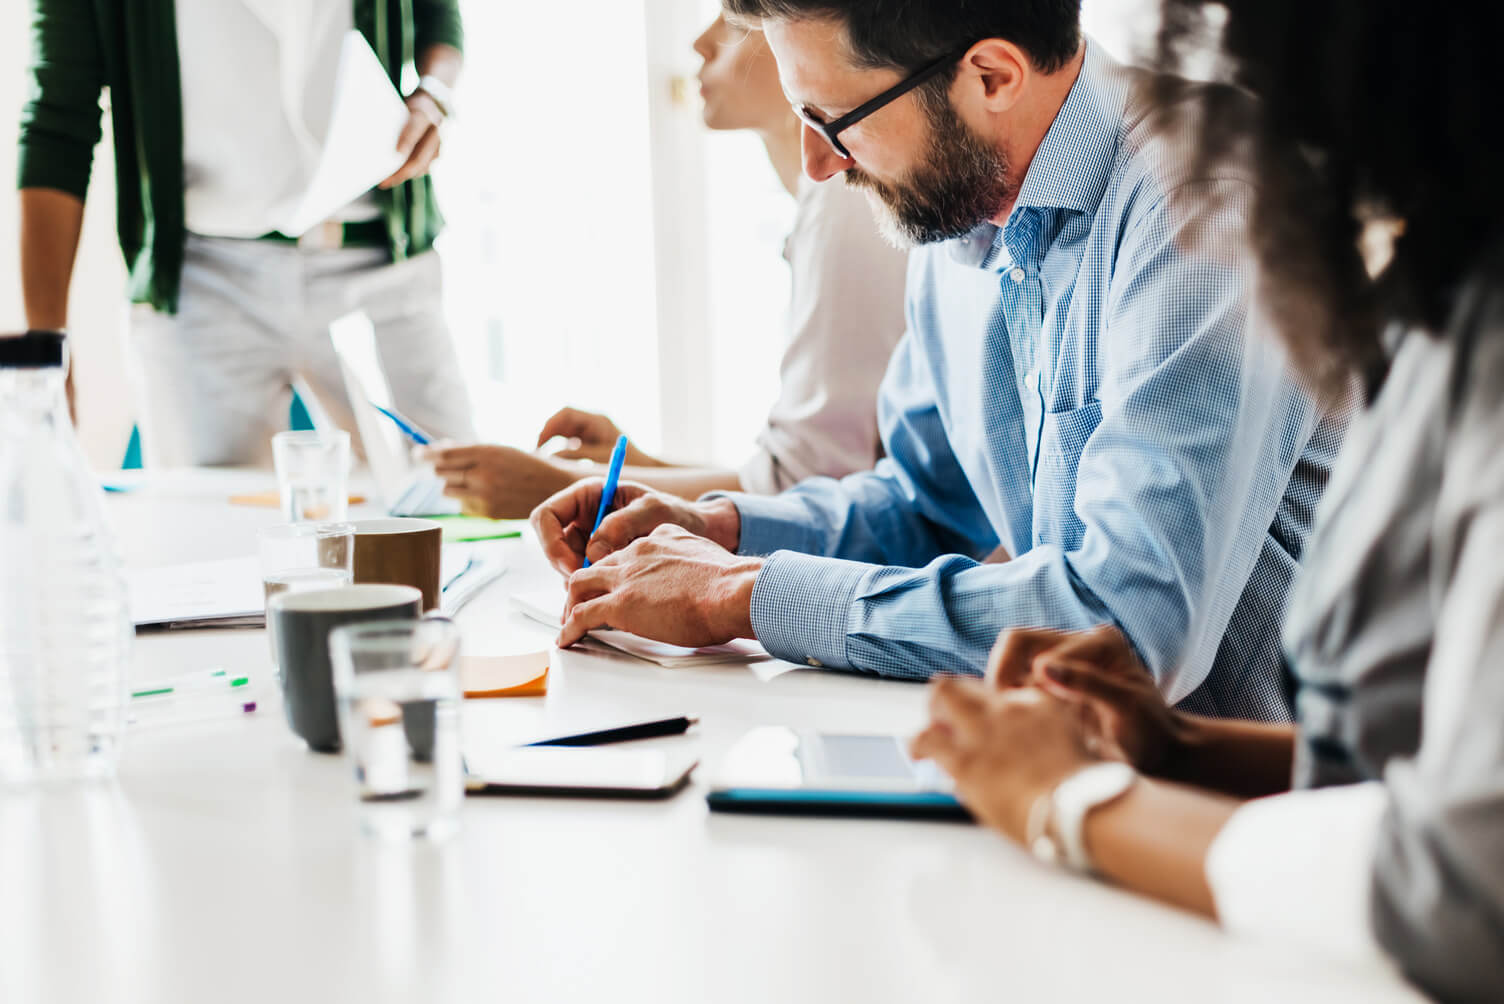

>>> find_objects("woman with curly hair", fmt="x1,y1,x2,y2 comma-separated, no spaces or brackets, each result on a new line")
912,1,1504,998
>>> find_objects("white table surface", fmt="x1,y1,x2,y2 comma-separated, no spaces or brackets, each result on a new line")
1,470,1424,1004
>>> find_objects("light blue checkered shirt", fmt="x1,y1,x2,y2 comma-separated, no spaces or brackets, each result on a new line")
725,41,1344,721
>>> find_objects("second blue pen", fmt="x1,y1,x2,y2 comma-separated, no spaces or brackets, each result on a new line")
583,434,630,569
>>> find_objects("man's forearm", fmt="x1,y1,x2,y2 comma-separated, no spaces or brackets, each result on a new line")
20,188,85,329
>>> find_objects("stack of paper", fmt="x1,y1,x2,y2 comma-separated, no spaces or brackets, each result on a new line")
128,557,265,630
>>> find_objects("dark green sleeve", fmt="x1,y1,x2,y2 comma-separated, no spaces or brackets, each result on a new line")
412,0,464,54
16,0,106,198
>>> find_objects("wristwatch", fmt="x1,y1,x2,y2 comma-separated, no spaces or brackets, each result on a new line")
415,74,456,119
1027,762,1138,874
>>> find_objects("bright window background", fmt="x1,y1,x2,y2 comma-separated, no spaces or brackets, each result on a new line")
434,0,663,455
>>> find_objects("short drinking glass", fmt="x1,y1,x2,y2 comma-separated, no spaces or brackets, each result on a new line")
259,521,355,669
329,617,464,842
271,429,351,522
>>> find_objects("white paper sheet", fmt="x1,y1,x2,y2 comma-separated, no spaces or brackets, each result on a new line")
278,30,409,236
128,557,266,629
511,587,799,679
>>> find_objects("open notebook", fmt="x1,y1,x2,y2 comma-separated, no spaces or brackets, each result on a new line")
511,587,772,669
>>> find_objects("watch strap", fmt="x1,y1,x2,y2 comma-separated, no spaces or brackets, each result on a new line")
1051,762,1138,873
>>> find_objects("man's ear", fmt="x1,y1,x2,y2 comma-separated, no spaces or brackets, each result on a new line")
958,38,1031,113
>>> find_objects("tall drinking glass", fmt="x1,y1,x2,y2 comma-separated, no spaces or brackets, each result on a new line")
271,429,351,522
259,522,355,671
330,617,464,842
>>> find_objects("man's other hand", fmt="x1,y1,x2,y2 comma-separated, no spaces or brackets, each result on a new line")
557,525,762,649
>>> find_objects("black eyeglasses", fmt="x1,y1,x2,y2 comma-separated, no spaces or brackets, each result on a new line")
792,46,970,160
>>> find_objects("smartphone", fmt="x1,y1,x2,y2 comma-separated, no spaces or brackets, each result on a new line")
464,746,698,800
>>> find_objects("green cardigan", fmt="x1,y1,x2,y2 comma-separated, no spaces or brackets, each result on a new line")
16,0,464,313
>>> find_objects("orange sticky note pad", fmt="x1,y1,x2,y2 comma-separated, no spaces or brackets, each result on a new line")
229,490,366,508
461,653,549,699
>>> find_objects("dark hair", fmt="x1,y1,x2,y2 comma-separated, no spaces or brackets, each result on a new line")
722,0,1083,75
1156,0,1504,394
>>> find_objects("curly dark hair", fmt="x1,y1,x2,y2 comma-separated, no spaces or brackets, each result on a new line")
1155,0,1504,396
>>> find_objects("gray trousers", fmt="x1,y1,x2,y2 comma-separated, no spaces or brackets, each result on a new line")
128,234,476,467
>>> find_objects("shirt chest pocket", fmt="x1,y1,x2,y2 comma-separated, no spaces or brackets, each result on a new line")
1033,398,1102,551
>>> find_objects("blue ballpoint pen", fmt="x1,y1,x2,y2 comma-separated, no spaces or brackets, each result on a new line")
583,435,629,568
372,402,433,445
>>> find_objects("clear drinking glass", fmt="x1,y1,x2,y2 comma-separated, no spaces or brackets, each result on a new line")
329,617,464,842
259,522,355,669
271,430,351,522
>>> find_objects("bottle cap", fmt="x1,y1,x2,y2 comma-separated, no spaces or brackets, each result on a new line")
0,330,67,369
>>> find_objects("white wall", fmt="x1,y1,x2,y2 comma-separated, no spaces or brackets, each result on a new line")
0,0,132,469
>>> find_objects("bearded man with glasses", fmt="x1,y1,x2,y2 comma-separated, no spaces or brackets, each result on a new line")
532,0,1345,723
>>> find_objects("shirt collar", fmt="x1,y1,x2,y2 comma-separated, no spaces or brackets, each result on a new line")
1010,38,1126,218
948,37,1128,269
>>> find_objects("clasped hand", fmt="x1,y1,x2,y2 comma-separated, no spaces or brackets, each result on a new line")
912,625,1186,844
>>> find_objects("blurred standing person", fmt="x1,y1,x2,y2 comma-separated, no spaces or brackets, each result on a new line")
425,14,909,516
17,0,476,464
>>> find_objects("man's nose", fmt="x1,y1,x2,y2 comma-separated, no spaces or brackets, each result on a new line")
801,123,855,182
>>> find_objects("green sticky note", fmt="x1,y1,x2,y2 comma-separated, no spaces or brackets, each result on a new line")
432,515,526,543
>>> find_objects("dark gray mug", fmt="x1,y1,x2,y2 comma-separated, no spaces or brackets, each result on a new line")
270,584,422,752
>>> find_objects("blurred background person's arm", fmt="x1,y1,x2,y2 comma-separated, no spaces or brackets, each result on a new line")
17,0,106,417
382,1,464,189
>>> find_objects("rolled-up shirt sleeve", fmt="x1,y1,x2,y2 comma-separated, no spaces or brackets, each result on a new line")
17,0,106,197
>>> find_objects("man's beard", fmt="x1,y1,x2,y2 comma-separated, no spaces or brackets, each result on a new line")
845,87,1014,248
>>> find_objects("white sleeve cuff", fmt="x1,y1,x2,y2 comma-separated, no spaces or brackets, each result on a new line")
1205,782,1392,968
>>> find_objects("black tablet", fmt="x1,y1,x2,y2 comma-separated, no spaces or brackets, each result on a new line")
706,728,972,821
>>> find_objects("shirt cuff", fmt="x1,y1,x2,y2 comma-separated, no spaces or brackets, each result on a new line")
749,551,871,671
1206,782,1392,968
714,492,828,558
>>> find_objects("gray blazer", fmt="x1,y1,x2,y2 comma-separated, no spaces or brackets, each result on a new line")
1282,271,1504,1001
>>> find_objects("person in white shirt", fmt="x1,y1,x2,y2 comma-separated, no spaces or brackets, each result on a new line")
910,2,1504,999
17,0,475,464
424,14,908,516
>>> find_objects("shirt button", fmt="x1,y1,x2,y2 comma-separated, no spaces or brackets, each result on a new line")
1009,266,1026,283
806,657,823,668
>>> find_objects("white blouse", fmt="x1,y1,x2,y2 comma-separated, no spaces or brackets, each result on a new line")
738,176,909,494
175,0,376,237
